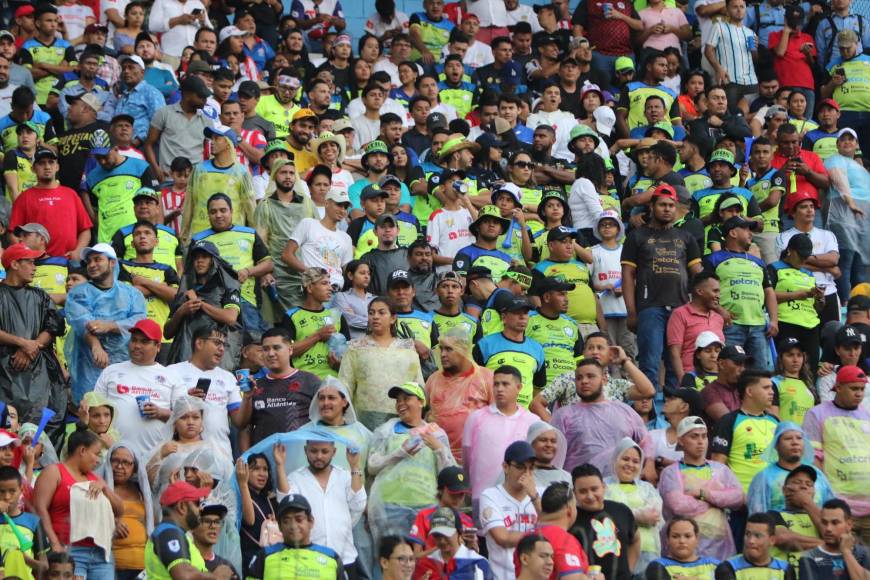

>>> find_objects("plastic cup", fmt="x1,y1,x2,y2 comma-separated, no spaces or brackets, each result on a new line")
136,395,151,418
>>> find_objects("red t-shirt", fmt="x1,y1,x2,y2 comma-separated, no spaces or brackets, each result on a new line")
771,149,828,204
768,30,816,89
514,525,589,579
9,185,93,257
410,505,475,550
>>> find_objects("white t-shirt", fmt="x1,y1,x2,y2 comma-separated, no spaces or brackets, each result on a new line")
166,362,241,462
480,484,539,580
526,110,577,161
290,217,354,288
426,207,474,273
775,227,839,296
101,0,130,48
58,4,96,45
506,5,542,32
591,243,627,316
463,41,494,70
364,11,410,39
350,115,382,150
649,427,683,463
93,361,185,460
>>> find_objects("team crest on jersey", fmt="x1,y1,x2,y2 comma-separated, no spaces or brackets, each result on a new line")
564,327,574,337
167,539,181,553
238,239,250,251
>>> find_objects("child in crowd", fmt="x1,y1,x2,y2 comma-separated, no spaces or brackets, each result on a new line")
590,209,634,359
680,331,722,391
0,465,47,580
334,260,375,339
161,157,192,233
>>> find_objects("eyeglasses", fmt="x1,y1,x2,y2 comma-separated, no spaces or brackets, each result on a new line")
110,458,134,468
200,517,223,528
206,337,229,348
390,556,415,564
512,161,534,169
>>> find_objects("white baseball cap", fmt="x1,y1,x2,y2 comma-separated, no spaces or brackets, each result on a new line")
695,330,724,350
81,243,118,262
218,25,246,44
676,416,707,437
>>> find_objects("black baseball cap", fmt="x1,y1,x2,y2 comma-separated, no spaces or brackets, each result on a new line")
387,269,412,289
784,463,817,483
777,336,804,353
498,296,532,313
437,466,470,494
375,213,397,227
427,112,448,130
532,276,576,296
848,295,870,313
504,441,536,463
835,325,864,347
719,344,752,364
180,75,212,99
722,216,761,234
237,80,261,99
663,386,704,417
547,226,575,243
276,493,312,517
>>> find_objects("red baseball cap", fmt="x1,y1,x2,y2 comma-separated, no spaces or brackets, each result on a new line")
784,190,820,215
836,365,867,386
14,6,34,18
1,243,42,270
817,98,840,112
159,481,211,507
131,319,163,342
651,183,678,201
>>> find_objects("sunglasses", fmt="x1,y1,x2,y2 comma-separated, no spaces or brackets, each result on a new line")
504,271,532,289
512,161,534,169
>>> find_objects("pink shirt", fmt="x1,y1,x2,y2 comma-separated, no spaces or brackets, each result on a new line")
461,405,539,500
639,6,688,52
666,302,725,371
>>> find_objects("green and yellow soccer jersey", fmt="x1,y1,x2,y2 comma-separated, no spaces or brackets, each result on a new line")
473,332,546,407
111,223,182,271
772,375,815,428
2,148,35,201
144,522,207,580
17,38,76,105
711,409,779,492
526,311,583,387
828,55,870,112
0,512,48,580
0,110,56,157
397,309,438,350
618,81,680,131
771,510,819,572
32,256,68,297
678,167,714,196
283,306,350,378
433,310,480,342
408,12,455,60
747,168,786,234
534,259,597,324
347,216,380,259
255,95,299,139
247,542,343,580
185,160,256,238
191,226,270,306
119,260,180,342
768,261,819,329
704,250,770,327
83,157,155,243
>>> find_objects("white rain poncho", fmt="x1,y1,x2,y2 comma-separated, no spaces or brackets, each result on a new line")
65,262,147,404
99,443,156,535
17,421,59,481
603,438,663,573
825,152,870,256
495,421,570,488
366,417,455,546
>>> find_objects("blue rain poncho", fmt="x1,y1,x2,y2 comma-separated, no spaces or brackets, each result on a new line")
746,421,836,514
65,265,146,404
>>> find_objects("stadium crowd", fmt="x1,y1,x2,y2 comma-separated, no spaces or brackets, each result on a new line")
0,0,868,577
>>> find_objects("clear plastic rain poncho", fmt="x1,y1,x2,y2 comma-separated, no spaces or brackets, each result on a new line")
366,417,455,546
61,391,121,469
65,261,147,404
658,458,744,561
746,422,836,514
98,443,155,535
603,438,663,573
825,152,870,257
17,421,59,482
495,421,570,488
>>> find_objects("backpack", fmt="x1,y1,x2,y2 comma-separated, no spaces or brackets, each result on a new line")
822,14,867,65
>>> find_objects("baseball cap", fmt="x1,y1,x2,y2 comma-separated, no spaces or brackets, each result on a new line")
200,502,229,518
131,319,163,342
764,105,788,120
119,54,145,70
218,25,246,44
0,430,20,448
838,128,858,140
292,108,318,123
426,112,448,131
159,481,210,507
204,124,240,145
836,364,867,385
111,113,135,125
437,271,464,288
378,174,402,189
180,75,213,99
835,325,864,347
784,190,821,215
437,466,470,494
504,440,536,463
387,270,412,290
14,120,37,136
719,344,751,364
0,243,42,269
676,416,707,437
663,387,704,417
848,295,870,313
722,216,761,234
492,182,522,206
33,148,57,162
498,296,532,313
186,60,214,75
785,233,813,258
388,382,426,402
360,184,389,201
537,33,560,47
776,336,803,354
13,223,50,243
532,276,576,296
80,243,118,262
784,464,817,483
614,56,634,72
548,225,575,243
325,188,351,205
190,240,221,259
651,183,679,202
133,187,161,202
593,106,616,137
237,80,261,99
375,213,397,227
65,92,102,113
817,98,840,112
276,493,312,517
14,6,34,18
429,507,459,537
84,23,108,34
301,267,329,287
695,330,724,350
333,118,354,133
718,195,742,212
838,29,859,47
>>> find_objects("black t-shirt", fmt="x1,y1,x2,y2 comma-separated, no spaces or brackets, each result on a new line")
243,115,276,143
820,321,870,366
621,224,701,311
570,500,637,580
55,120,111,189
151,523,193,568
204,553,240,579
249,369,321,444
402,128,431,157
799,545,870,580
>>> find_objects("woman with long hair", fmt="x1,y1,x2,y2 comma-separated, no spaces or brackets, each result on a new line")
112,1,146,56
349,59,374,100
389,61,419,108
772,338,817,425
310,134,354,193
787,90,819,135
216,30,259,82
338,297,424,430
235,452,280,575
358,34,384,66
678,69,707,123
33,426,123,580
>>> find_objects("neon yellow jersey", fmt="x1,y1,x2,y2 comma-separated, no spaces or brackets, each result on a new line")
773,376,815,435
747,168,785,234
829,56,870,112
408,12,454,60
711,410,779,492
0,512,46,580
191,226,269,305
527,311,582,387
821,415,870,498
248,543,343,580
32,257,68,296
620,81,679,130
83,157,153,243
255,95,299,139
144,523,207,580
769,261,819,329
534,259,597,324
186,160,255,238
706,251,768,327
283,306,349,378
770,511,818,573
19,38,76,105
112,223,182,270
2,149,36,201
119,260,179,343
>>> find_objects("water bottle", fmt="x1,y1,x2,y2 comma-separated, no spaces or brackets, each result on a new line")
746,35,757,51
266,281,280,303
327,333,348,359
